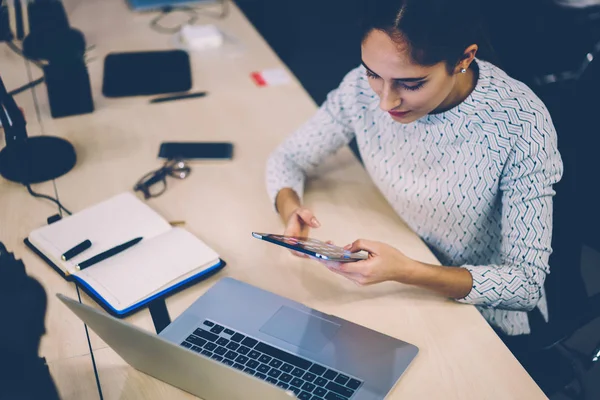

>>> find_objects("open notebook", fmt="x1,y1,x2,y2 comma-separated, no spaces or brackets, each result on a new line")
25,192,225,316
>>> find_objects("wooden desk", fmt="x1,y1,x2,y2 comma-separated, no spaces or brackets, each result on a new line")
2,0,547,398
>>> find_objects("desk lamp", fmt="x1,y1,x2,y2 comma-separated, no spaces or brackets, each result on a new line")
0,74,76,184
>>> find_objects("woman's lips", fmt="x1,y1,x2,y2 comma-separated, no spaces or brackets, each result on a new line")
388,110,410,118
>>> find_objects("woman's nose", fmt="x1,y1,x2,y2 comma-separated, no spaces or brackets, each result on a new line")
379,84,401,111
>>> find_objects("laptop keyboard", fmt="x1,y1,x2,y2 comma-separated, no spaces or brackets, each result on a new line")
180,319,363,399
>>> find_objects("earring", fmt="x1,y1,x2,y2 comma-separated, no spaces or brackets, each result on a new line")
460,68,467,74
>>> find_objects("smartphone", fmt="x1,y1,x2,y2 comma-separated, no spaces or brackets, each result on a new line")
158,142,233,160
252,232,367,262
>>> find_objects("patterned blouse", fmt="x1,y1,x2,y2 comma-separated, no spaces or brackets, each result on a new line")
266,59,563,336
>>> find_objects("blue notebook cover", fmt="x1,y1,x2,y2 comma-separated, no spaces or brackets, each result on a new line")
25,192,228,318
24,237,226,318
74,258,226,318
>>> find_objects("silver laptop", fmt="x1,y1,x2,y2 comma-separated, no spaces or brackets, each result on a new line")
58,277,418,399
125,0,217,11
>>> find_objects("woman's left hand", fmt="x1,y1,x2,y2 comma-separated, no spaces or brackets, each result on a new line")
318,239,420,286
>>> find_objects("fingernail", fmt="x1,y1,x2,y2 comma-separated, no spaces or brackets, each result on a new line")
311,217,320,227
343,244,351,250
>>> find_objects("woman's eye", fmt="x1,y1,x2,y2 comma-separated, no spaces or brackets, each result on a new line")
400,82,425,91
366,70,380,79
365,70,426,91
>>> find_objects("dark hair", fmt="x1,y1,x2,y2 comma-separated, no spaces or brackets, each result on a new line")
361,0,490,73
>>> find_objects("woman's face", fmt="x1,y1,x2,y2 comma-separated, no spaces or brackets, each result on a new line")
361,30,460,123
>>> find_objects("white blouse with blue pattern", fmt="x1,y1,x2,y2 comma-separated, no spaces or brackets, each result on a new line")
266,59,563,336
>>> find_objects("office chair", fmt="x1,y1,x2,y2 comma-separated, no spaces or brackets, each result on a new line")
515,8,600,397
525,136,600,399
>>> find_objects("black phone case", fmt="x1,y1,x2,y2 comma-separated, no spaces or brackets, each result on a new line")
102,50,192,97
158,142,233,160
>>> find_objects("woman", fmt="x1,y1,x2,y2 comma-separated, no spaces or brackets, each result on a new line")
265,0,563,340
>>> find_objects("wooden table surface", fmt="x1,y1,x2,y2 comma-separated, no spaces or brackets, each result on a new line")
0,0,547,399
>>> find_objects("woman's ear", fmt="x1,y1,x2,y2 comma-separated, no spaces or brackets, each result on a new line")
454,44,478,74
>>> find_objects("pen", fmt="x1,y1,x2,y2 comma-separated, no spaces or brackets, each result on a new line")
65,237,143,276
61,239,92,261
149,91,208,104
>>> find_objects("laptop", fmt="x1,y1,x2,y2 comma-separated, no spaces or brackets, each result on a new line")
125,0,218,12
58,277,418,399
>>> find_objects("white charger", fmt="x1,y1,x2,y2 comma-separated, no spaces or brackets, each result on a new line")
179,24,224,50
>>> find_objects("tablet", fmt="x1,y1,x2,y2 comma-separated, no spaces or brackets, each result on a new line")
252,232,367,262
102,50,192,97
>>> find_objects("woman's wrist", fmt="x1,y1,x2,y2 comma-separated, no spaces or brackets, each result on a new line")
275,188,302,223
395,259,428,285
399,260,473,299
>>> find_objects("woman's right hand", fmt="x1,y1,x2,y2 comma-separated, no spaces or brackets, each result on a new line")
283,206,320,258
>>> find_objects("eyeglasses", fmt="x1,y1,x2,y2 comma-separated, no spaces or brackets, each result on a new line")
134,159,191,199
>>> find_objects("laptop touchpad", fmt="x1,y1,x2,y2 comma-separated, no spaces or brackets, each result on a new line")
259,306,341,353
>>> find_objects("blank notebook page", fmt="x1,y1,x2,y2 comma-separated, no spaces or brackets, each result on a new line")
76,228,220,310
29,192,172,271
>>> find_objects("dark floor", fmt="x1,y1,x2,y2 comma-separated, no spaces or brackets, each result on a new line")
235,1,600,398
554,245,600,400
236,0,363,105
